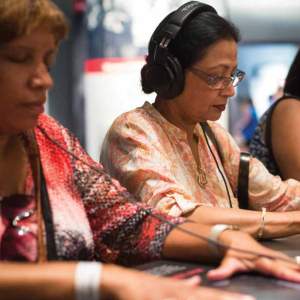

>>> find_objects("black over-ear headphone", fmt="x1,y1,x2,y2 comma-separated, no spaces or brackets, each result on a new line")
145,1,217,99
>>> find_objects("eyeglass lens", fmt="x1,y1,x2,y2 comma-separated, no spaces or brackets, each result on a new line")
0,194,37,261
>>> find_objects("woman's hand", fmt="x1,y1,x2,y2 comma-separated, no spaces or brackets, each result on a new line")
207,230,300,282
101,264,255,300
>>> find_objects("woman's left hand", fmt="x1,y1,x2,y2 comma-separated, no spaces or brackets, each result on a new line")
207,230,300,282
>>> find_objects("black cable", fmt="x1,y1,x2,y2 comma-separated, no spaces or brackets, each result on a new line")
202,128,233,208
37,125,297,265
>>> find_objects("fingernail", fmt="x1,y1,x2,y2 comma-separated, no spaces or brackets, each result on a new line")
226,295,256,300
240,295,256,300
184,275,202,285
225,293,255,300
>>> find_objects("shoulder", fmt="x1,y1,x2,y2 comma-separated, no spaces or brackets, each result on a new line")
206,121,240,155
269,97,300,130
252,96,300,138
109,102,164,137
37,113,63,129
36,113,76,146
207,121,231,138
272,97,300,117
36,114,66,138
111,105,147,127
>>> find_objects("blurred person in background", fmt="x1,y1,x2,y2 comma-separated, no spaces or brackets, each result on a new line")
233,97,258,151
250,49,300,180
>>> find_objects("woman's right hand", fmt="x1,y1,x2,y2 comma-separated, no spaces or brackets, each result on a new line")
207,230,300,282
101,264,255,300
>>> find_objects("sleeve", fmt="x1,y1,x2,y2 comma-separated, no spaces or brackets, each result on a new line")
63,128,184,265
100,113,200,217
210,122,300,211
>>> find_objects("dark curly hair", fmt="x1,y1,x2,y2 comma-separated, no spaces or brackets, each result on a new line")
141,7,240,95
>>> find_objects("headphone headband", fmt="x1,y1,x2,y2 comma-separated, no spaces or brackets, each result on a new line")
144,1,218,99
150,1,217,50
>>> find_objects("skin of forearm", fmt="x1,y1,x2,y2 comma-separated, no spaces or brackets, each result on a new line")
101,264,156,300
0,262,75,300
101,264,124,299
187,206,300,239
0,263,148,300
162,222,220,263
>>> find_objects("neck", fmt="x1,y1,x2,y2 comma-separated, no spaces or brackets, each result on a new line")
154,98,196,137
0,134,11,155
0,134,21,157
0,133,28,196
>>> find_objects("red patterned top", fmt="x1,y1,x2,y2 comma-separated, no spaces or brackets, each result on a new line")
0,114,182,264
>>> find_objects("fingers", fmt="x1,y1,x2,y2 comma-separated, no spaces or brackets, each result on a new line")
210,230,299,282
208,252,300,284
188,286,256,300
254,257,300,283
183,275,202,286
130,276,256,300
207,256,250,281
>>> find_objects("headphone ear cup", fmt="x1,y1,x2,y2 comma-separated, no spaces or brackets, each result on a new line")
142,63,173,96
154,62,177,98
164,55,185,98
142,49,184,99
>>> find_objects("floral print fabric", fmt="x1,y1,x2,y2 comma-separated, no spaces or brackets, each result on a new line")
101,102,300,216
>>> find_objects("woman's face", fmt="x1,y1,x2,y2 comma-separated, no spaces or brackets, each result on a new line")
0,27,57,134
173,39,238,124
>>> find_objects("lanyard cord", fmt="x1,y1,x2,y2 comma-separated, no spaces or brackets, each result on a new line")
22,131,57,261
202,128,233,208
37,125,296,265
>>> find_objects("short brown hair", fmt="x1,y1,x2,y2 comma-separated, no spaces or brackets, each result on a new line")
0,0,69,45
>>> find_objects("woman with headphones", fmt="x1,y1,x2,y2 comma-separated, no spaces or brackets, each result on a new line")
5,1,300,299
101,1,300,239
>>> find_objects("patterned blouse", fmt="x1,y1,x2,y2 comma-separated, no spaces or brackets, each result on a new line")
101,101,300,217
0,114,181,264
250,95,300,176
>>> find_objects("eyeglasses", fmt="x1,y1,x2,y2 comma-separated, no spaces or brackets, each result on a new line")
11,209,35,236
1,194,36,260
189,67,245,90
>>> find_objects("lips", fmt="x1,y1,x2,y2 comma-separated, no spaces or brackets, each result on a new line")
213,104,226,111
21,101,45,114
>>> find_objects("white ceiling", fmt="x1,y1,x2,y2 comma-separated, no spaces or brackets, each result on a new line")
203,0,300,43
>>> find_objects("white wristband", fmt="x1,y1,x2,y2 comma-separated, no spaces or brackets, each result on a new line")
74,261,102,300
208,224,237,255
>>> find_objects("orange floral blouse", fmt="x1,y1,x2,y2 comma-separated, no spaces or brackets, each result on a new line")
101,102,300,217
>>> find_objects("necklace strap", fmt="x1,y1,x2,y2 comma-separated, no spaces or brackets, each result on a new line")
192,133,208,188
22,130,57,261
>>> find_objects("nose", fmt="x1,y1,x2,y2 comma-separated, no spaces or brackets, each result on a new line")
220,82,235,97
29,63,53,90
